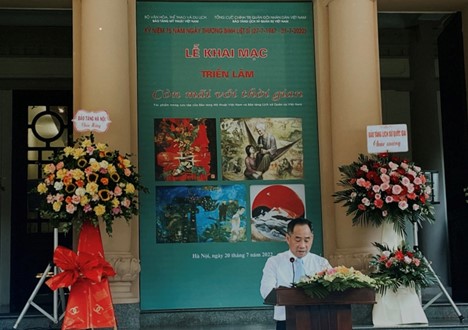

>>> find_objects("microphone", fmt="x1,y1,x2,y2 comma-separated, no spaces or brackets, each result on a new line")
290,257,295,285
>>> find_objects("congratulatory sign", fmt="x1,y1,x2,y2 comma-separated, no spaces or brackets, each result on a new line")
137,2,320,311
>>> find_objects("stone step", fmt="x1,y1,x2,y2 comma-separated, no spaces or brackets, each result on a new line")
1,302,467,329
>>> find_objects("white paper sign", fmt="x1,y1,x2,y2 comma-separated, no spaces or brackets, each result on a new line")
72,110,111,133
367,124,408,153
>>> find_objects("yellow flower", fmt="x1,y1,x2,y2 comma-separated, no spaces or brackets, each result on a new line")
52,201,62,212
111,198,120,208
89,159,101,172
70,169,85,181
80,195,90,206
94,204,106,216
96,142,107,151
37,183,48,194
86,182,99,195
63,146,74,156
81,138,92,148
54,169,66,180
43,163,56,174
125,183,135,194
122,159,132,168
107,164,117,174
73,148,86,159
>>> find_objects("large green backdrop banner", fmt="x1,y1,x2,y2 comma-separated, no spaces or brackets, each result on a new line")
137,1,321,310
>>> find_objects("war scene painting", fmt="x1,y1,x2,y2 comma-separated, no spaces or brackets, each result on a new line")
155,185,248,243
155,118,217,181
250,184,305,242
220,118,303,181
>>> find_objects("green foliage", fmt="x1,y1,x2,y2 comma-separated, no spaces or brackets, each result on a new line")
369,242,436,294
333,153,435,236
34,133,147,235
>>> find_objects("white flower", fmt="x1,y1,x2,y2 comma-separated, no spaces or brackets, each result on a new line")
100,160,109,169
54,182,64,191
75,187,86,196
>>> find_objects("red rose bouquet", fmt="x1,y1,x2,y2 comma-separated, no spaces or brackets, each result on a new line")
333,153,435,235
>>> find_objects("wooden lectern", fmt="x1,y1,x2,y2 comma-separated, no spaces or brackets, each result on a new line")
264,287,375,330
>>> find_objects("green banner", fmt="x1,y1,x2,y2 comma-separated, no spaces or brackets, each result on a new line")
137,1,321,310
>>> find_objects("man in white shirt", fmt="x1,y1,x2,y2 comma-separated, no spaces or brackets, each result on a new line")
260,217,331,330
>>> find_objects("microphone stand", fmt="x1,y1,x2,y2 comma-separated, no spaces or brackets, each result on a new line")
13,227,66,328
412,221,464,323
290,257,296,286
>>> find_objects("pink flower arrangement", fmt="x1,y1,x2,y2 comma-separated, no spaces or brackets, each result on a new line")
333,153,435,235
35,134,147,235
369,242,435,293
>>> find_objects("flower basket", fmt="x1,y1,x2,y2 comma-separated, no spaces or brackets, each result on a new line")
35,133,147,235
333,153,435,236
295,266,376,299
369,242,436,294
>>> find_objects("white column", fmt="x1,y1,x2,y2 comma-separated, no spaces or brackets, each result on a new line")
315,0,383,269
73,0,140,303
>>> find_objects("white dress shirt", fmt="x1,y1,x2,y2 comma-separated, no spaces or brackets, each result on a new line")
260,250,331,321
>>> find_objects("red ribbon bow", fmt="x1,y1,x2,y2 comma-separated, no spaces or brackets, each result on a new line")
46,245,116,291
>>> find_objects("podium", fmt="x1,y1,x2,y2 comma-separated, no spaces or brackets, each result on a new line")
264,287,375,330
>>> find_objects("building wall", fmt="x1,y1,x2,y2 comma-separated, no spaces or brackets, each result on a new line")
1,0,468,315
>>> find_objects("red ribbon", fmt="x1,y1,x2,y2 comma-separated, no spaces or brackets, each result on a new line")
46,245,116,291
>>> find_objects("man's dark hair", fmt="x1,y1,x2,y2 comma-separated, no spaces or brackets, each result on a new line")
287,217,313,234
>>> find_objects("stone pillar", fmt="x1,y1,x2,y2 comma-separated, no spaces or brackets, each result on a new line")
73,0,140,303
314,0,383,269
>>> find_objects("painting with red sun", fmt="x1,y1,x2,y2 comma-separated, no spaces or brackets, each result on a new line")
250,184,305,242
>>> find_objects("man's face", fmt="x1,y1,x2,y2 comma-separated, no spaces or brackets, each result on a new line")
286,224,313,258
256,128,265,136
